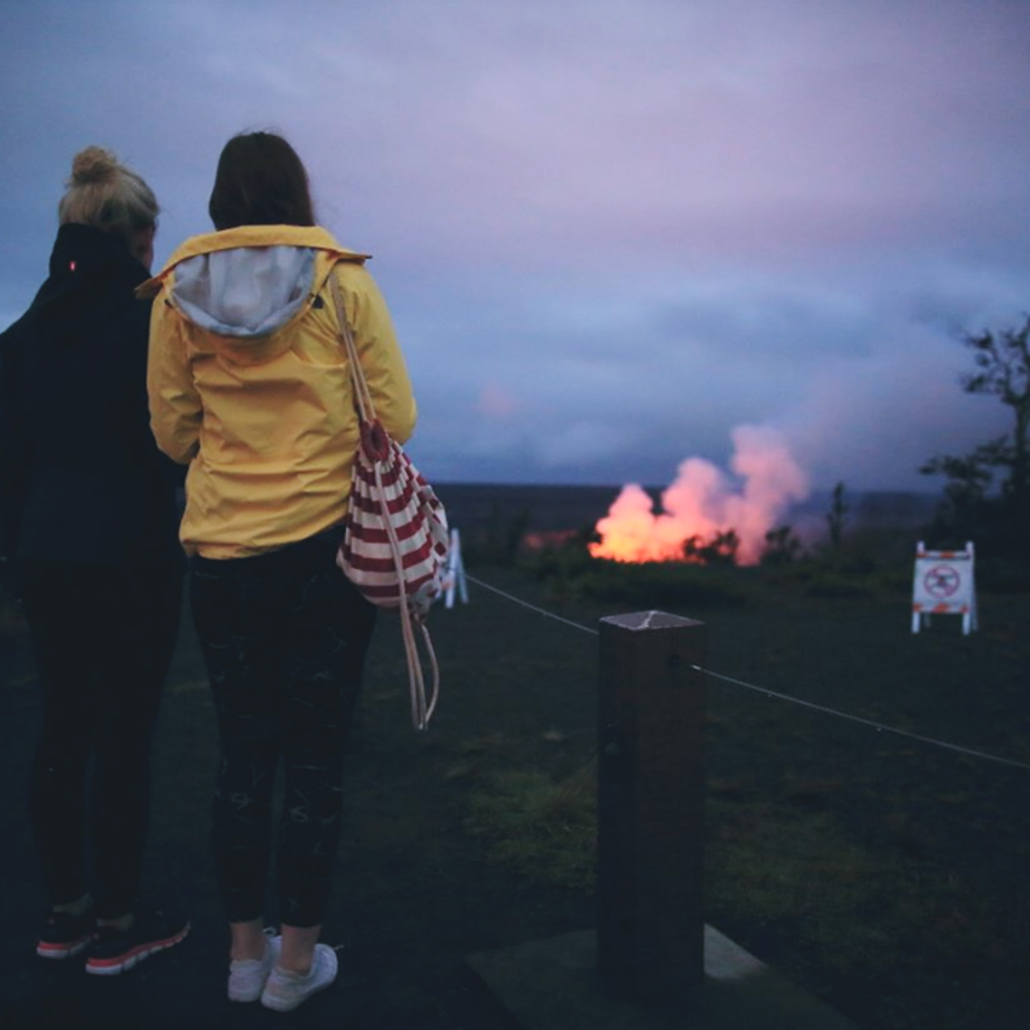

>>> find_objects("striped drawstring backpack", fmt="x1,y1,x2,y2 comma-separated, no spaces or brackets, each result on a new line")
330,273,448,730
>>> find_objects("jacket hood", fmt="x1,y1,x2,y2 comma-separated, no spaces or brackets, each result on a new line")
49,222,144,283
172,246,316,338
137,225,368,340
44,223,146,305
29,224,149,343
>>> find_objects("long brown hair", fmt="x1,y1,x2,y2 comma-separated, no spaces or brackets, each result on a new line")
208,132,315,231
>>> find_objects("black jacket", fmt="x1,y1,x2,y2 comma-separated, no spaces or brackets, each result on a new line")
0,223,182,566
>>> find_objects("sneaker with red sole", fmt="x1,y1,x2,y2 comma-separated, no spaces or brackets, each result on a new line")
85,908,189,975
36,908,96,959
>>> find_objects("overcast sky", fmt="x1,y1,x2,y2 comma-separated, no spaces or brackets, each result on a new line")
2,0,1028,495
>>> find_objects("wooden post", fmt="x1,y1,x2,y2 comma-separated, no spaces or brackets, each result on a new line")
597,610,707,1004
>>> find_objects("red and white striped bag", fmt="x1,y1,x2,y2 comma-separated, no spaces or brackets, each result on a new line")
329,274,448,730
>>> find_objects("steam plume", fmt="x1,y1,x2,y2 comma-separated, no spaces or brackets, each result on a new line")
589,425,809,565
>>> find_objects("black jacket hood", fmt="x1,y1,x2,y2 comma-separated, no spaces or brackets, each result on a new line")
35,224,150,339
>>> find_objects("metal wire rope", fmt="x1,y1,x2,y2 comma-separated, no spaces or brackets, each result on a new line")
465,573,1030,773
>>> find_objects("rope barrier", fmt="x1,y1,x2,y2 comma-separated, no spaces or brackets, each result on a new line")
467,574,599,636
695,665,1030,772
464,573,1030,773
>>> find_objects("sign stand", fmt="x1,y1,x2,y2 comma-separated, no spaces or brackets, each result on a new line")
911,540,978,635
443,528,468,609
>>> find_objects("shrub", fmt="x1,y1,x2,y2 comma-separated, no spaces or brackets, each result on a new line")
567,558,746,608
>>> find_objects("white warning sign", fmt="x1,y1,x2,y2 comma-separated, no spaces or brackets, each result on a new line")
911,540,977,635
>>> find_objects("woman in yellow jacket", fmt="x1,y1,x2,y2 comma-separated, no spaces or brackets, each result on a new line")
144,132,417,1012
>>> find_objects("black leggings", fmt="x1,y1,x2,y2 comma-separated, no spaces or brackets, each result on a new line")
190,531,376,928
21,560,183,919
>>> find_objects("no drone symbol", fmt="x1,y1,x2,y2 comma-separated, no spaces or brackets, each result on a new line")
924,564,961,599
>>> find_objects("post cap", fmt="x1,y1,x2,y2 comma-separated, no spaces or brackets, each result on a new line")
600,611,704,631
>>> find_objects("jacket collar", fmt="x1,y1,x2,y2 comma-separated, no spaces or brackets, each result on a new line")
137,224,368,298
50,222,145,282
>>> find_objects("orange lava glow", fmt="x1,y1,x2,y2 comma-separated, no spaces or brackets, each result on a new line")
589,426,809,566
588,483,715,563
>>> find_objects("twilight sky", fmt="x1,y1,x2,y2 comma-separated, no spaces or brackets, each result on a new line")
2,0,1028,496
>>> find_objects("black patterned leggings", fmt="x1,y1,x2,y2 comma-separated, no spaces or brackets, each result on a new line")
190,530,376,928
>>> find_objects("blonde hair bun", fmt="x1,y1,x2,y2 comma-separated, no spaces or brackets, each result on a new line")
58,146,158,242
70,146,119,187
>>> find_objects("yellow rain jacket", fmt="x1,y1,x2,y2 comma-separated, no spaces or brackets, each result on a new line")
141,225,417,559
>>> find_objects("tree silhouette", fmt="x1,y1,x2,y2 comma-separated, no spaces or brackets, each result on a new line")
825,481,848,553
683,528,739,565
921,315,1030,554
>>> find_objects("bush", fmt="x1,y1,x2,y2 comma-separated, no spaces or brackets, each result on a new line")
560,558,746,608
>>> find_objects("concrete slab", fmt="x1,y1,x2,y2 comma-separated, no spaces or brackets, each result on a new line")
467,927,856,1030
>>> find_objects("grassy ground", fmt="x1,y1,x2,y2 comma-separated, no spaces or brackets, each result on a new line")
2,541,1028,1028
454,551,1030,1030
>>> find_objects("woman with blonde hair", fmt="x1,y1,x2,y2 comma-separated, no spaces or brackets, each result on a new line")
0,147,188,973
144,131,417,1011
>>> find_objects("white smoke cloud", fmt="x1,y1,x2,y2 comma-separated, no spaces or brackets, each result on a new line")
591,425,809,564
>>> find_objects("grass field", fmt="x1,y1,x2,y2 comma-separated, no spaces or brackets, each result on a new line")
2,484,1026,1028
428,539,1030,1030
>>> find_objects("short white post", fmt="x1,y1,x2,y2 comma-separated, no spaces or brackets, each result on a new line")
443,528,468,609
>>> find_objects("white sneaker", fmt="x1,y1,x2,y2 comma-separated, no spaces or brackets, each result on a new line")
228,932,281,1003
260,943,338,1012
